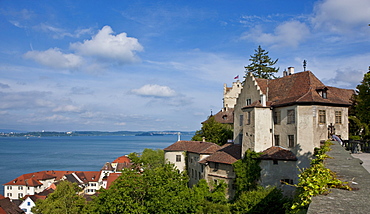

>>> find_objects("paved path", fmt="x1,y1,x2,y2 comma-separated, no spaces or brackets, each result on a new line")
351,152,370,173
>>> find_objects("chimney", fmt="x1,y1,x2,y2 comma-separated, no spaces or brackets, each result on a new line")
202,137,206,142
283,69,288,77
288,67,294,75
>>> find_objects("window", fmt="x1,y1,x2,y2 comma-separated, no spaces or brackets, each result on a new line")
335,111,342,124
239,133,243,144
274,135,280,146
246,111,251,125
246,98,251,106
199,172,201,180
322,91,327,99
274,111,281,125
27,202,31,206
214,179,219,185
7,193,12,197
273,160,278,165
18,186,23,190
280,179,294,185
239,115,243,126
287,110,295,124
319,110,326,124
176,155,181,162
22,209,27,212
214,162,219,170
7,186,12,190
191,169,194,178
18,193,23,198
288,135,295,148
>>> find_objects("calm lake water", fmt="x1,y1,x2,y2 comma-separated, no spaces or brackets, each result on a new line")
0,135,192,195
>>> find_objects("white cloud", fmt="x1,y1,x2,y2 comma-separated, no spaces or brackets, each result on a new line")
242,20,309,48
0,82,10,89
24,48,83,69
312,0,370,34
70,26,143,64
53,105,82,113
131,84,176,97
35,24,93,39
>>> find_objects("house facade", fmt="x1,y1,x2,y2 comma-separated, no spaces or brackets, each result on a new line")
234,69,354,169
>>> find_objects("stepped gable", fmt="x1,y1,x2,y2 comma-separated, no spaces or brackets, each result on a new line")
0,197,24,214
254,71,354,108
259,146,297,161
199,143,241,165
164,140,221,154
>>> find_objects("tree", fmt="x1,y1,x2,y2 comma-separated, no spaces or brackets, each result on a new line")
90,164,197,214
128,148,165,169
245,45,279,79
232,149,261,197
192,116,233,146
350,70,370,139
32,181,87,214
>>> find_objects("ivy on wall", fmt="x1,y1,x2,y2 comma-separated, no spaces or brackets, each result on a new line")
288,140,352,213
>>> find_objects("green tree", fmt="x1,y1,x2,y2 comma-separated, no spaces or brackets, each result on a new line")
232,149,261,197
351,71,370,139
245,45,279,79
192,116,233,146
32,181,87,214
128,148,165,169
90,164,197,214
231,186,287,214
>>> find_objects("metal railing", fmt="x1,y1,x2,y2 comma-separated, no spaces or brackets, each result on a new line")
342,140,370,153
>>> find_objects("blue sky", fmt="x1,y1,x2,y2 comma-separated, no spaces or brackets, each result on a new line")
0,0,369,132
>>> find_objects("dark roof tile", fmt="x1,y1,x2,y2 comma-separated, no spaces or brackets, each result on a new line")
259,146,297,161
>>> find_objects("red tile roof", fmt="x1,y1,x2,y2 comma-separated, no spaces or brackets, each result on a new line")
199,144,241,164
0,198,24,214
246,71,354,108
4,170,100,186
164,141,221,154
204,108,234,124
112,156,131,164
259,146,297,161
106,173,121,189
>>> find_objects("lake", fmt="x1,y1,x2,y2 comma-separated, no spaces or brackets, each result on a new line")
0,134,192,195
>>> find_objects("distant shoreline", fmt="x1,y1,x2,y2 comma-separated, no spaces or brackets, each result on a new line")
0,131,195,137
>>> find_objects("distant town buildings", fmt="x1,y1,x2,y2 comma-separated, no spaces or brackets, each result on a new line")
2,155,132,213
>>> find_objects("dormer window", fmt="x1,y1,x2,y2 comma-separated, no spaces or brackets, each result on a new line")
317,87,328,99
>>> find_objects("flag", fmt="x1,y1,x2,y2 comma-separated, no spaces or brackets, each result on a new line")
234,75,239,79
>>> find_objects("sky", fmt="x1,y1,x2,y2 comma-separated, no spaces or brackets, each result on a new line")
0,0,369,132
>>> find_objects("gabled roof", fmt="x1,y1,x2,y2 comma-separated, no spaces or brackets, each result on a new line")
259,146,297,161
106,173,121,189
4,170,100,186
0,198,24,214
205,108,234,124
112,156,131,164
101,162,114,171
199,143,241,165
164,141,220,154
249,71,354,108
115,162,133,171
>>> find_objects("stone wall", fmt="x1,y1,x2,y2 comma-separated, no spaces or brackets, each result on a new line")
307,141,370,213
